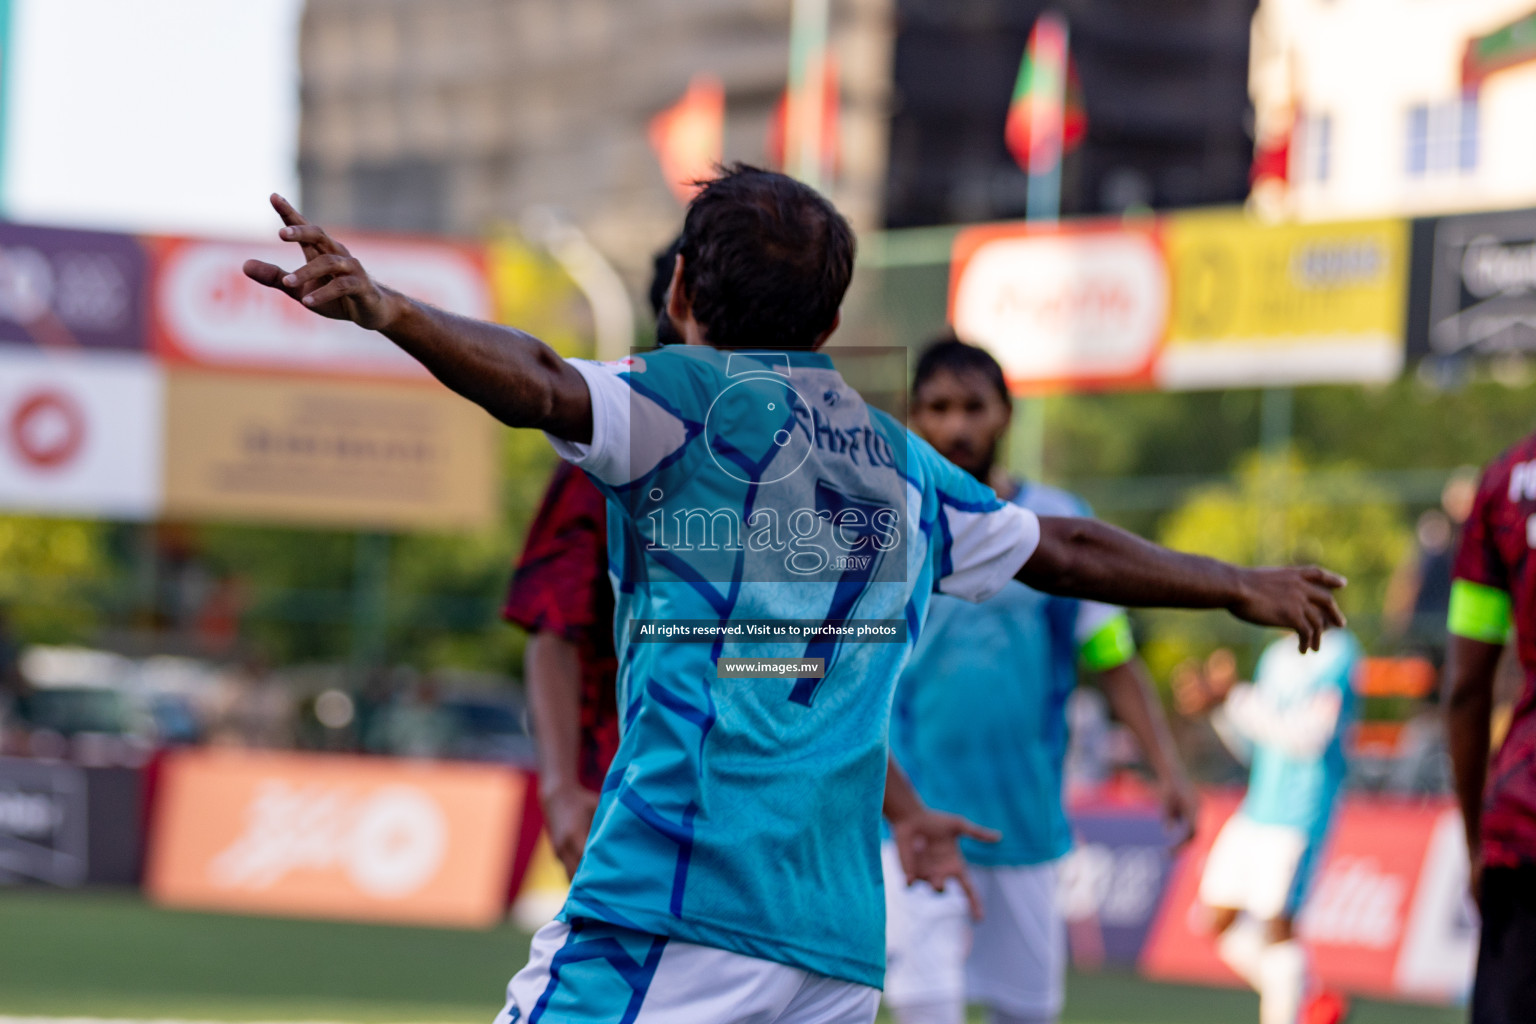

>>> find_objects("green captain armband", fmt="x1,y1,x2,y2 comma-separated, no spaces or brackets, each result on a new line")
1448,579,1513,644
1080,613,1137,672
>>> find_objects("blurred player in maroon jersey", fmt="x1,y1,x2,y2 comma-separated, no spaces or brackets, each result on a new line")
1446,432,1536,1023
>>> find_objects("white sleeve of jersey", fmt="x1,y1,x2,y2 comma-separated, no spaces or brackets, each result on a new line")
544,358,688,487
1213,683,1343,760
938,501,1042,603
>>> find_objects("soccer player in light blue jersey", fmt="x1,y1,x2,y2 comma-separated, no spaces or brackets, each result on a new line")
1176,630,1361,1024
245,167,1345,1023
883,339,1198,1024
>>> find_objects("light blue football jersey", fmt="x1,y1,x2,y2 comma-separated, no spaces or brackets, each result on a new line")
1233,630,1361,845
891,482,1128,868
546,346,1041,987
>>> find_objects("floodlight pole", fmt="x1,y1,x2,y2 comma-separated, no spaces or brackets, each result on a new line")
788,0,832,192
522,207,636,362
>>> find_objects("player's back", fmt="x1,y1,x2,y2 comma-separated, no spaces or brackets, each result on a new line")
553,345,1035,987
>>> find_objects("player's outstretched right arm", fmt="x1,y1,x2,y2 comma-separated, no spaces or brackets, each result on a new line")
242,194,594,441
1019,516,1346,652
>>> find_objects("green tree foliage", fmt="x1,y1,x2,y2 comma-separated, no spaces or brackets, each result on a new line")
0,516,111,642
1134,449,1410,682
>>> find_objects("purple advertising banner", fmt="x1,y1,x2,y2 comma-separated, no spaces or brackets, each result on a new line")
0,224,148,351
1062,804,1180,968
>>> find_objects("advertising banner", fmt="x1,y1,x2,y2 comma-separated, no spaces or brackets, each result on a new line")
948,210,1409,394
149,235,492,379
0,223,148,352
1061,801,1181,968
161,370,499,531
0,349,162,519
1140,793,1476,1005
949,221,1168,393
1159,212,1408,389
1406,208,1536,362
146,750,527,928
0,758,142,887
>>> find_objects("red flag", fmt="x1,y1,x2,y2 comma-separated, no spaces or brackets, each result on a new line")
1005,14,1087,173
649,74,725,205
767,55,840,179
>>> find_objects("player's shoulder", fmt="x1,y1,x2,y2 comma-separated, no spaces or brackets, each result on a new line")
1481,432,1536,504
1014,481,1090,518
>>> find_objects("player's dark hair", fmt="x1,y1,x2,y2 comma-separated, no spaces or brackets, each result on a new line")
679,164,855,350
912,336,1010,405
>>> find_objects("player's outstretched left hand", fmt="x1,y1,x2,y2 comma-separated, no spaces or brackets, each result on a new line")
242,194,400,331
891,809,1000,921
1229,566,1347,653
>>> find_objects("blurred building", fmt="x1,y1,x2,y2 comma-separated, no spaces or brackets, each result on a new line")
884,0,1262,228
297,0,893,282
1251,0,1536,220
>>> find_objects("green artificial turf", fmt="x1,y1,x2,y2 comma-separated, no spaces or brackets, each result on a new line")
0,889,1462,1024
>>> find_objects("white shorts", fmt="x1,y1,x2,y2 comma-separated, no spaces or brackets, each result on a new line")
881,842,1066,1019
497,919,880,1024
1197,814,1313,921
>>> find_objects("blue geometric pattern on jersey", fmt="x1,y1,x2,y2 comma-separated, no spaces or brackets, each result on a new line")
891,482,1093,867
527,921,669,1024
556,346,1025,988
1240,630,1361,846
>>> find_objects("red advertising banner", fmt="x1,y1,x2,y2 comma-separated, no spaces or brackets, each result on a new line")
147,749,528,928
1141,792,1476,1005
147,234,492,380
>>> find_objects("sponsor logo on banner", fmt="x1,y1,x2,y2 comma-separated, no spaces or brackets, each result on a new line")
1158,211,1408,389
147,750,525,927
161,370,498,530
150,237,491,378
1407,208,1536,361
949,223,1167,392
0,224,148,352
0,757,89,886
1141,793,1474,1005
0,350,163,519
1061,803,1179,968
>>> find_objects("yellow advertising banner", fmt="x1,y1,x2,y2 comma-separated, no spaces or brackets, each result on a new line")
1159,210,1409,389
163,370,499,531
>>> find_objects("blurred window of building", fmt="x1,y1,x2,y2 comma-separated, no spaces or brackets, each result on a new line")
349,158,450,235
1404,96,1478,180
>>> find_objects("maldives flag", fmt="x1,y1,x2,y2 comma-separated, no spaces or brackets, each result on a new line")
649,74,725,205
1005,12,1087,173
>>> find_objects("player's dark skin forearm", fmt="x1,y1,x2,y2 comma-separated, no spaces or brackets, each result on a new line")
1446,635,1503,866
381,294,594,441
1023,517,1346,650
526,631,588,802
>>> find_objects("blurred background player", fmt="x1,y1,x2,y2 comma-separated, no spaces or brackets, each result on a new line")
507,235,682,878
1174,629,1362,1024
882,338,1198,1024
1445,432,1536,1023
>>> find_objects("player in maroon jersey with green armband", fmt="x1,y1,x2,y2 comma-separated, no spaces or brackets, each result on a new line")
1446,435,1536,1023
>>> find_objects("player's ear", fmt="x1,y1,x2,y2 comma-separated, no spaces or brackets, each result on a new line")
667,255,691,323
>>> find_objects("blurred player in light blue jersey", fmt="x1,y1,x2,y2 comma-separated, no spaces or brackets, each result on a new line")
1176,631,1362,1024
883,339,1198,1024
246,166,1346,1024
